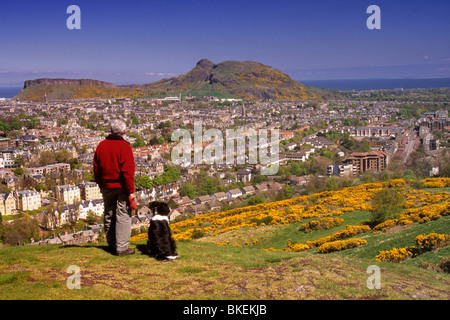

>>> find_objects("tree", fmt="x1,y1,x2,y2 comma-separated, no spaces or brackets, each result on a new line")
153,175,163,187
179,182,196,199
135,175,153,190
162,166,181,184
132,136,146,148
325,177,339,191
370,187,406,226
1,216,40,245
85,210,98,225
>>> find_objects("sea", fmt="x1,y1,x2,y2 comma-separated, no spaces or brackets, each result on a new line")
300,78,450,91
0,78,450,98
0,87,22,99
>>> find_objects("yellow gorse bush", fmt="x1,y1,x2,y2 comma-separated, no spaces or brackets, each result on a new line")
317,238,367,253
375,232,450,262
415,232,450,251
373,200,450,233
306,225,371,248
375,247,418,263
302,217,344,233
129,178,449,244
422,177,450,188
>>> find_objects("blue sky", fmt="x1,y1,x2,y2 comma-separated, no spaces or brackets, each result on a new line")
1,0,449,85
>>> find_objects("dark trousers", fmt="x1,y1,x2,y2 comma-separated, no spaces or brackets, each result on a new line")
102,188,131,252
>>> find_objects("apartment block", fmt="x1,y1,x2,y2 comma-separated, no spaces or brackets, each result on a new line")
342,151,388,175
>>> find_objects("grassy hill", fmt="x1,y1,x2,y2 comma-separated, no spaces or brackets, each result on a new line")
144,59,334,101
0,178,449,300
15,59,338,101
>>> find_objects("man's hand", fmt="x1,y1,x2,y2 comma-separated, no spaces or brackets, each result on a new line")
129,193,137,210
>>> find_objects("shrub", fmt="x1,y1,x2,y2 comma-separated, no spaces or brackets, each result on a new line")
317,238,367,253
415,233,450,251
307,225,371,248
370,187,406,226
301,217,344,233
375,247,419,263
437,257,450,273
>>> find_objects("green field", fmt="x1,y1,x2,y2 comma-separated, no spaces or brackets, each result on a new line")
0,209,448,300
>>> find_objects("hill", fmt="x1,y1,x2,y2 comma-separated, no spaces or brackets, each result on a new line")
0,178,449,300
143,59,333,100
14,59,336,101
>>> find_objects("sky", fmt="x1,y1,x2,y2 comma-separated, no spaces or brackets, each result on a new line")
0,0,450,86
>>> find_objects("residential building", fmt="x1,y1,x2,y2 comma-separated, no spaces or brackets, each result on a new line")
78,199,104,220
237,169,252,183
327,164,356,178
211,192,227,201
15,189,41,211
241,186,256,195
53,184,81,205
185,203,207,216
342,151,388,175
227,188,243,199
78,181,102,201
0,193,16,216
195,195,212,204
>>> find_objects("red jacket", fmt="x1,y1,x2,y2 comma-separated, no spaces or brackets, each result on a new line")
93,134,135,194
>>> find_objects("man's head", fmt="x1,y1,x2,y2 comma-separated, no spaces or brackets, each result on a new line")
110,119,127,135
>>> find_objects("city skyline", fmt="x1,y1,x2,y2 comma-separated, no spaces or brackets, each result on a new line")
1,0,450,86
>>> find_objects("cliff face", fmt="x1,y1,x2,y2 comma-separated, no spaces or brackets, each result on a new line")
23,78,118,89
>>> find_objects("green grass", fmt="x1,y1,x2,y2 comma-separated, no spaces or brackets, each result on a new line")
1,199,449,300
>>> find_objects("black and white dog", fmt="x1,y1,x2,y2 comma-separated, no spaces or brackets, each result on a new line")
147,201,179,261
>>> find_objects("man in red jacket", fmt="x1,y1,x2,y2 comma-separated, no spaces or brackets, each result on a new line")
93,119,137,256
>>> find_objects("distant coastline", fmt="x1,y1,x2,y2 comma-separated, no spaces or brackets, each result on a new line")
301,78,450,91
0,87,22,99
1,77,450,99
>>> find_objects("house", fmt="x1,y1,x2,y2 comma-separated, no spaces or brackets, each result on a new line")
221,178,236,186
237,169,252,183
227,188,243,199
266,181,283,192
211,191,227,201
14,189,41,211
284,142,297,151
169,209,182,221
241,186,256,196
185,203,207,216
0,193,16,216
53,184,81,205
78,182,102,201
254,183,268,193
205,200,221,212
24,174,45,184
195,195,212,204
288,175,310,186
168,196,193,211
78,199,104,220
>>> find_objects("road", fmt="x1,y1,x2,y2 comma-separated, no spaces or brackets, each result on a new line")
402,130,417,165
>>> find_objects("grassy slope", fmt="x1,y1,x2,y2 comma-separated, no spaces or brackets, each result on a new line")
0,209,449,300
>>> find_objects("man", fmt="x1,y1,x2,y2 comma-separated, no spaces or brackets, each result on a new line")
93,119,137,256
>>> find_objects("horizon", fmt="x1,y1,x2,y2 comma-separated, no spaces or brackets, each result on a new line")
1,0,450,86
